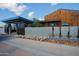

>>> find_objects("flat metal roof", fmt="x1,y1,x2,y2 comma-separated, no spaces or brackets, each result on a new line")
2,16,33,23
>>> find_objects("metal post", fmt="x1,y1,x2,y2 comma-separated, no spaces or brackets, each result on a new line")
59,26,61,38
8,24,11,35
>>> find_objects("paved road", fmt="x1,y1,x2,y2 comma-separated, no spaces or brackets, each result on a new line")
0,35,79,56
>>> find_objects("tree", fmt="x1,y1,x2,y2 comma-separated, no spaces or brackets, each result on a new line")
32,18,40,27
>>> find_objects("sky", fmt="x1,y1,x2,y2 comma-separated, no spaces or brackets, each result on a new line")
0,3,79,26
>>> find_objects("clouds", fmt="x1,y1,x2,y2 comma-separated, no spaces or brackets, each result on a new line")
0,3,28,16
0,3,35,18
0,3,58,20
28,11,34,17
38,18,44,20
51,3,58,6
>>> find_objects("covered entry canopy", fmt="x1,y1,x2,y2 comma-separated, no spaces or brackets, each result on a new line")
2,16,33,35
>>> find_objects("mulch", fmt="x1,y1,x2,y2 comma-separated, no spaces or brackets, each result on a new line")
46,40,79,46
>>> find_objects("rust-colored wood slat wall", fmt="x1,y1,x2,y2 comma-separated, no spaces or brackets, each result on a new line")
45,9,79,26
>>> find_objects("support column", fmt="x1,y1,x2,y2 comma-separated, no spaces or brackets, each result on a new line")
8,23,12,35
52,26,54,37
59,26,61,38
68,26,70,38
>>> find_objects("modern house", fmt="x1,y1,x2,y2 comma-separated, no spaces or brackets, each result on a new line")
45,9,79,26
2,9,79,36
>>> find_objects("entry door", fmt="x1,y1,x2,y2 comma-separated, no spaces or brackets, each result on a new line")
16,23,25,35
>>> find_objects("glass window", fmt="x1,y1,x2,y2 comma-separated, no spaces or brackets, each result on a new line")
51,23,56,26
62,22,69,26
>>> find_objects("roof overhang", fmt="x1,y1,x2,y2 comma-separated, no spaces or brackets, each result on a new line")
2,16,33,24
39,20,61,23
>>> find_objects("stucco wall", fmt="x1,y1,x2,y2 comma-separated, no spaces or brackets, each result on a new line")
25,27,52,37
25,26,78,38
0,27,5,34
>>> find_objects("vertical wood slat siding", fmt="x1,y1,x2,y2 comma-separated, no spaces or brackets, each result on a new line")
45,9,79,26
